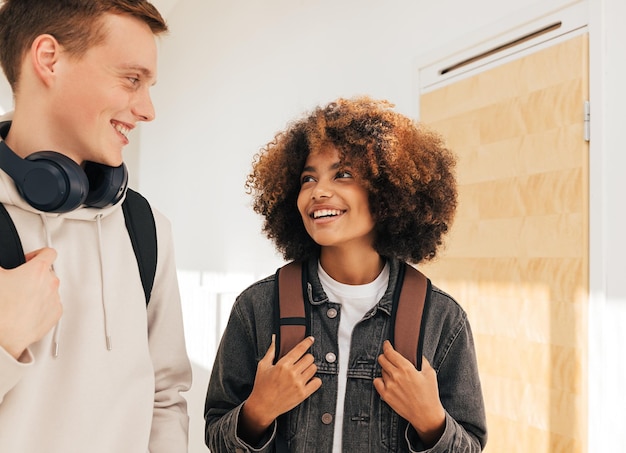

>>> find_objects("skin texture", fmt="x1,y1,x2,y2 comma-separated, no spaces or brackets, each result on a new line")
8,14,158,166
0,248,61,359
239,336,322,443
297,145,380,283
374,341,446,446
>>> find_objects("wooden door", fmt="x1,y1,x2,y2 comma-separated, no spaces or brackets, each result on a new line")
419,33,589,452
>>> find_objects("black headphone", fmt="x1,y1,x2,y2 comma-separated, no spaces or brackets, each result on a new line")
0,121,128,213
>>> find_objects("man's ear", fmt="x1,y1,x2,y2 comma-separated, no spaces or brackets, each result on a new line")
29,34,61,86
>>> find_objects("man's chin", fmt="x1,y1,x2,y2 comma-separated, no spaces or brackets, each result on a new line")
83,158,124,169
98,151,125,168
107,160,125,169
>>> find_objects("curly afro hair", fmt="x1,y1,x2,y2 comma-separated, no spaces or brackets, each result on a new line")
245,96,457,264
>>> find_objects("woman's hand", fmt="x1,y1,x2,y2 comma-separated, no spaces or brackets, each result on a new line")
374,340,446,447
238,335,322,444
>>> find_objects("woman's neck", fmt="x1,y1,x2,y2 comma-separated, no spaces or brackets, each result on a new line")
319,247,384,285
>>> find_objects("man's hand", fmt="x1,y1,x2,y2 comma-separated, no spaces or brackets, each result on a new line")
0,248,62,360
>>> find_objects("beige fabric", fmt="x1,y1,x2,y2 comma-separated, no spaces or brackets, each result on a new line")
0,163,191,453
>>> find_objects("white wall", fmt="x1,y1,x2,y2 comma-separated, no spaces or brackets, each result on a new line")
142,0,551,275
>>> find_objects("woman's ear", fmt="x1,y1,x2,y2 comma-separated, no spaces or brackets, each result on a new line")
29,34,60,86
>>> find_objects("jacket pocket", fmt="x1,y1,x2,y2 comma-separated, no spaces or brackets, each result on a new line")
277,404,302,443
378,400,400,451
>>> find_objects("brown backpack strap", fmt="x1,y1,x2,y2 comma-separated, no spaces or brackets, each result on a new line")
274,261,307,364
391,264,431,371
274,261,431,370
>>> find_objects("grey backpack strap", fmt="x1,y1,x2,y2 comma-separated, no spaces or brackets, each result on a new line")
390,263,431,371
0,203,25,269
274,261,308,364
122,188,157,305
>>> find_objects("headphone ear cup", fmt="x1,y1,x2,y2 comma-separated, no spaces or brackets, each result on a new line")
0,135,127,212
23,151,89,212
83,161,128,208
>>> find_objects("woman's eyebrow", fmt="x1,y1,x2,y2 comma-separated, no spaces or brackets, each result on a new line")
301,161,343,173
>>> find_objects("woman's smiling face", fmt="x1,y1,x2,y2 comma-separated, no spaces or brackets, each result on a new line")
297,144,376,252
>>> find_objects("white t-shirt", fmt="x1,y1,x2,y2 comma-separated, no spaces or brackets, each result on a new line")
317,261,390,453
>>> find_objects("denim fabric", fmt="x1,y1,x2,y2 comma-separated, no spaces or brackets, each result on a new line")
205,258,487,452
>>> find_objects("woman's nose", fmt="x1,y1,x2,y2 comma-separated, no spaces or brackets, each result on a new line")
311,181,332,199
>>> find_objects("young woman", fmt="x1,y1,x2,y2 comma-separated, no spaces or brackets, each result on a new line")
205,96,487,452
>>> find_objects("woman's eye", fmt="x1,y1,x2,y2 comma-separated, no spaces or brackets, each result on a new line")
301,175,315,184
336,170,353,179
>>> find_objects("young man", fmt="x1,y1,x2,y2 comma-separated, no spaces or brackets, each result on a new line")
205,97,487,452
0,2,192,452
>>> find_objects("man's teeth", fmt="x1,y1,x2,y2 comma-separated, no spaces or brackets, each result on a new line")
114,123,130,138
313,209,341,219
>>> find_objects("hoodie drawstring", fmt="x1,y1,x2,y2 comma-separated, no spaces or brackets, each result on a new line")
40,214,61,358
40,213,112,357
96,214,112,351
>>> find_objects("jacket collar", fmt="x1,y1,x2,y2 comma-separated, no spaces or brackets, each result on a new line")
304,256,403,316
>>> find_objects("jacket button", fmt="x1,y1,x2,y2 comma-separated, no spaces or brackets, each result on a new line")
325,352,336,363
321,413,333,424
327,308,338,319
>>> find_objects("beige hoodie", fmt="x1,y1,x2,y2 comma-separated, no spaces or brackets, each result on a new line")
0,142,192,453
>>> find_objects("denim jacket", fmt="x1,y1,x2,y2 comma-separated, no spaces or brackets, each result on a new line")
205,258,487,452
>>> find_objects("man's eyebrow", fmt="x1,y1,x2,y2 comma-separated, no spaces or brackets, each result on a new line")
122,65,157,83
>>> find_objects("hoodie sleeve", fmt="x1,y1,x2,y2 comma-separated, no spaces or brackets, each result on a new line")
145,210,192,453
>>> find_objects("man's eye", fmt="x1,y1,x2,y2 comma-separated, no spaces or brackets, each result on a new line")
128,77,139,85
